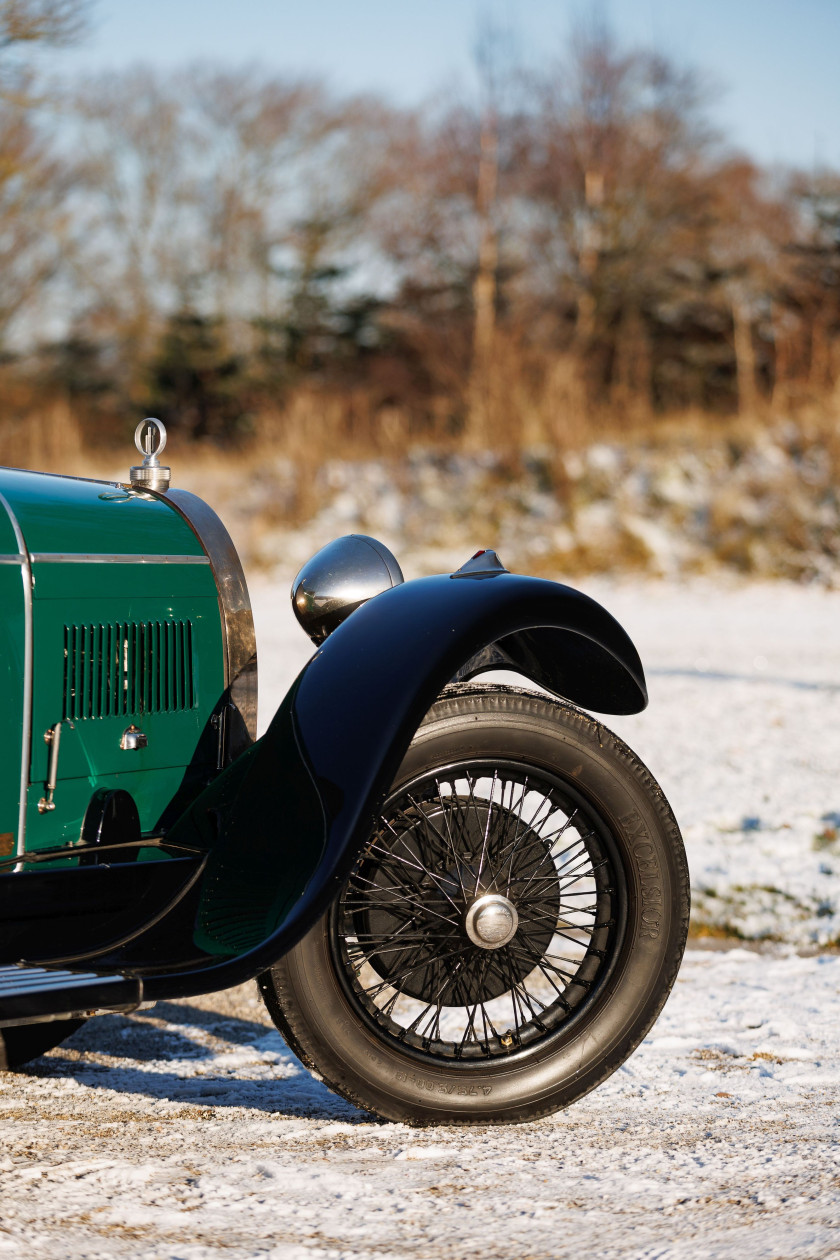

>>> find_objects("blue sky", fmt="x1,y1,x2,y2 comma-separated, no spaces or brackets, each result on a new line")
45,0,840,170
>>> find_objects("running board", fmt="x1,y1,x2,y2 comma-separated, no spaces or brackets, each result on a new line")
0,964,142,1027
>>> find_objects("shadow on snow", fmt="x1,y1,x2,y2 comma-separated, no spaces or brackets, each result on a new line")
19,998,371,1124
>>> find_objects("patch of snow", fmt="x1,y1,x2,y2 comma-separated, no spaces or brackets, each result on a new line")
0,951,838,1258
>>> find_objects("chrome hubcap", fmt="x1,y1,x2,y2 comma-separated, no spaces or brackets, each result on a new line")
464,893,519,950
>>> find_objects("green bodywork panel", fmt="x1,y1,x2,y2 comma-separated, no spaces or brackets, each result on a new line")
0,506,24,852
2,468,205,558
0,468,226,859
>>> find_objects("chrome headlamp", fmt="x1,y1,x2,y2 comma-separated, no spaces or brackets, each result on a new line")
291,534,404,644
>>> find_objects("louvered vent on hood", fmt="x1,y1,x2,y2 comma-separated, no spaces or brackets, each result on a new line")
63,621,195,720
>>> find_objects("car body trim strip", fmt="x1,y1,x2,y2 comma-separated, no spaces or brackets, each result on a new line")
0,554,25,564
0,492,32,865
158,488,258,760
30,553,211,565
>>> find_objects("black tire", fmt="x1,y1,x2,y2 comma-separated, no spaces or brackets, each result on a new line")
0,1019,85,1070
259,684,689,1125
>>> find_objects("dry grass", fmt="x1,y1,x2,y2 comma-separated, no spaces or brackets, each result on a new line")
2,383,839,583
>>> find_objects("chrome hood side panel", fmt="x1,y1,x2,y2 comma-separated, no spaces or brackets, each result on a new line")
160,488,257,761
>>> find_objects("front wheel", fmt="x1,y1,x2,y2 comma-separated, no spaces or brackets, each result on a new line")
259,685,689,1124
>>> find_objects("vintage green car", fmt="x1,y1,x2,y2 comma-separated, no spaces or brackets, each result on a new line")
0,420,688,1124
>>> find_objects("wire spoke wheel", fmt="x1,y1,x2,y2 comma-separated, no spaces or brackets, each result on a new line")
260,686,688,1124
331,760,623,1061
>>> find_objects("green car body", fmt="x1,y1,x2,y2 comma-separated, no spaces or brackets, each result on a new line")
0,468,228,864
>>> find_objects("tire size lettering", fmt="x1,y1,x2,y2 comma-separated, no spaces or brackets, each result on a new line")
621,811,663,940
395,1071,491,1097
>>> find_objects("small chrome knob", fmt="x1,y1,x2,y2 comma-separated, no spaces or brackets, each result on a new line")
120,725,148,751
464,894,519,950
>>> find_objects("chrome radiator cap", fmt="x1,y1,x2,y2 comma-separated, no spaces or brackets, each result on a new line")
130,418,171,491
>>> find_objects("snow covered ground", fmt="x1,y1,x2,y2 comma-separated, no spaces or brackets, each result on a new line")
1,573,839,1258
1,950,839,1260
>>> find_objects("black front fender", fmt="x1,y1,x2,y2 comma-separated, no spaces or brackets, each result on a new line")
145,571,646,998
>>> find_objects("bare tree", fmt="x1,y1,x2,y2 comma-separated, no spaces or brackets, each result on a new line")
0,0,89,100
63,68,198,385
509,18,725,412
0,1,87,345
61,64,392,414
184,66,328,323
0,103,73,341
0,0,86,45
782,170,840,401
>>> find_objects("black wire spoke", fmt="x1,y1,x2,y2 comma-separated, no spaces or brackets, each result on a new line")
542,807,581,846
403,1000,434,1036
377,988,403,1020
555,858,603,893
502,791,557,891
356,862,459,927
354,936,463,978
478,995,500,1048
492,779,536,877
520,789,559,843
514,976,548,1027
403,794,462,867
456,954,492,1055
349,936,459,962
358,942,473,1000
517,902,592,929
517,910,596,953
433,779,470,900
352,911,432,942
350,931,458,945
460,772,490,887
343,891,444,933
503,950,548,1035
344,874,427,900
333,758,620,1061
406,959,465,1037
556,900,597,917
368,834,434,883
509,879,593,918
507,938,573,1005
552,843,596,882
504,841,560,886
485,774,520,866
508,939,579,986
548,840,590,872
383,816,463,911
417,960,468,1043
472,769,500,895
457,1003,482,1054
540,819,589,865
511,935,591,974
498,949,524,1032
389,804,448,872
445,777,479,856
